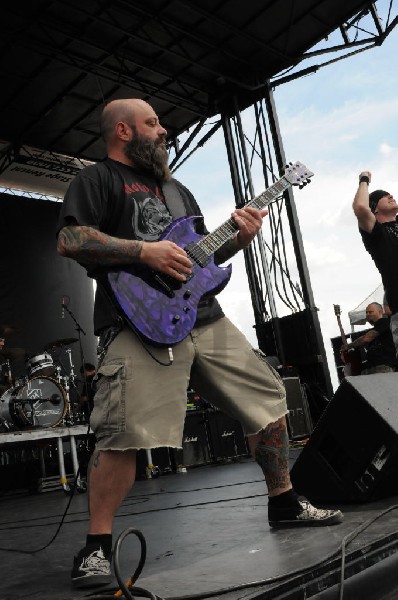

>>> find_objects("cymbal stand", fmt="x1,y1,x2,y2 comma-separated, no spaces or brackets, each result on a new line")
4,358,13,388
63,349,76,426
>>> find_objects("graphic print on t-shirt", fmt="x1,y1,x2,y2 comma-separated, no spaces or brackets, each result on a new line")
125,177,173,242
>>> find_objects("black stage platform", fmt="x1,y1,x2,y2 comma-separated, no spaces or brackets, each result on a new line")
1,451,398,600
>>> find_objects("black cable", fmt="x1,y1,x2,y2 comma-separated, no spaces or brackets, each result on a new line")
338,504,398,600
0,422,92,552
83,528,162,600
113,528,156,600
84,506,398,600
0,472,77,553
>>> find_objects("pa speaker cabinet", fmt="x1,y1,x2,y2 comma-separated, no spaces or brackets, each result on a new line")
283,377,313,439
208,410,248,460
291,374,398,503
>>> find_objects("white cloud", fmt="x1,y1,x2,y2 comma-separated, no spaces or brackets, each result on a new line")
176,26,398,392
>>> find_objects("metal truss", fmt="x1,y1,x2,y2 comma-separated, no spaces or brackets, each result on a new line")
271,1,398,87
169,0,398,397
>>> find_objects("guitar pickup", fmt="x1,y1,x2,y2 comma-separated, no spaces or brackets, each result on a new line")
153,273,176,298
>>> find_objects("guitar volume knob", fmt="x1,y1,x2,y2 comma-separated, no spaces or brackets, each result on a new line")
183,290,192,299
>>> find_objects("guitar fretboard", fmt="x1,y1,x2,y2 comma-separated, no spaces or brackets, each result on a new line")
198,177,289,257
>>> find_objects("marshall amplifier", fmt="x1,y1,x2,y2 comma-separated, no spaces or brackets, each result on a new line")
208,410,248,461
283,376,313,439
182,411,212,467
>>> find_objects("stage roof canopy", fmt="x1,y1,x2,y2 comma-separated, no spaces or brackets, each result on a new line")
0,1,393,164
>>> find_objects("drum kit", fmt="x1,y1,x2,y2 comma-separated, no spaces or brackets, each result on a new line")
0,324,86,433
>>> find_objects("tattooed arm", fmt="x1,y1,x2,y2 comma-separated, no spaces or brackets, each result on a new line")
57,225,192,282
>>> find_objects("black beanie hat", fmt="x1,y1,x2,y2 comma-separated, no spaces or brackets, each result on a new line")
369,190,389,213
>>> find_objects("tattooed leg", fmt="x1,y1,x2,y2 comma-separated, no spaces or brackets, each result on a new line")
87,449,136,533
248,416,292,497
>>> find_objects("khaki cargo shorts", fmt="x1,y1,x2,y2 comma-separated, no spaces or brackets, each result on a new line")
90,316,287,450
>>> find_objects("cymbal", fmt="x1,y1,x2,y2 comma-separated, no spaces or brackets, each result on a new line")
45,337,79,349
0,324,19,337
0,348,27,362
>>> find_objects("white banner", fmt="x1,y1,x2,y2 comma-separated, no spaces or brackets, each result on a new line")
0,142,93,198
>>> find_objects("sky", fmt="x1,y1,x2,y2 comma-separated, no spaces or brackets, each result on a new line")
174,6,398,392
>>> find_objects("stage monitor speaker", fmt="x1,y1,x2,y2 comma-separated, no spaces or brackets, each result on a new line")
283,377,313,439
290,373,398,503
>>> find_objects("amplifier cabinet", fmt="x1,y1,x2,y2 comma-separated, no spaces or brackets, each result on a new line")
182,411,212,467
283,377,313,439
207,410,248,461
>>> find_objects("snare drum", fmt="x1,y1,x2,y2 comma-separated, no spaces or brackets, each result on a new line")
0,376,67,429
26,353,55,378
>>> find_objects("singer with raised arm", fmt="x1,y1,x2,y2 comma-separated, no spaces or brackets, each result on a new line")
352,171,398,356
56,98,342,589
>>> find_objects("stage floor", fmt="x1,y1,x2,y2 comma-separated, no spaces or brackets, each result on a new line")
1,450,398,600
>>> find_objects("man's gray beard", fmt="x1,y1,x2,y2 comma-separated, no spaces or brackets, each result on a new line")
124,134,172,181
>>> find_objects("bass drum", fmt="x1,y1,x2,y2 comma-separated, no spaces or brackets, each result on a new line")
0,376,67,430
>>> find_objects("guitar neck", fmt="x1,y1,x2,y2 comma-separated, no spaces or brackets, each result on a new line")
336,315,348,346
198,176,290,256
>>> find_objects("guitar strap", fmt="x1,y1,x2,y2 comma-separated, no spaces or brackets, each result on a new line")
102,159,187,230
161,179,187,219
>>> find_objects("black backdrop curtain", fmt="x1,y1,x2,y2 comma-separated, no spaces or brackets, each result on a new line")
0,193,96,380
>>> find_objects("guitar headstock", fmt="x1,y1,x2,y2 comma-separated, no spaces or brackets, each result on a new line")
283,161,314,189
333,304,341,317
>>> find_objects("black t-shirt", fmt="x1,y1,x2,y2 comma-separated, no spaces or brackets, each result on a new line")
57,158,224,335
364,317,397,369
360,219,398,314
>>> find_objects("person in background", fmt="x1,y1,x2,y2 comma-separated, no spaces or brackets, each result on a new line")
342,302,397,374
353,173,398,355
79,362,97,420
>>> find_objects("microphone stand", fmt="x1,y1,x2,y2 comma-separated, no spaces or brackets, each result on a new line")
62,303,87,426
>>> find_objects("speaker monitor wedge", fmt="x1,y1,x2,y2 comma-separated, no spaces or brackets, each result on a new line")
290,373,398,503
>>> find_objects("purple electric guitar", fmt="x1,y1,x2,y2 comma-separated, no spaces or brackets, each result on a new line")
108,161,314,346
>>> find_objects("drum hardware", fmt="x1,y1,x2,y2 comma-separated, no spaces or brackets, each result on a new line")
0,349,27,392
15,375,29,387
59,373,76,427
1,358,13,388
55,365,62,383
60,347,79,426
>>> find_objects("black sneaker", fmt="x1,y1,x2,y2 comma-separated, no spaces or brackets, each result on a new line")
269,500,343,528
71,543,113,589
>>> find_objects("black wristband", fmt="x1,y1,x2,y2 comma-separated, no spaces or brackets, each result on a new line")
359,175,370,184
